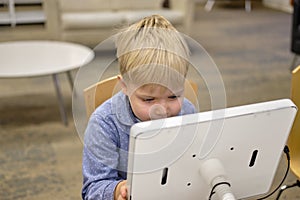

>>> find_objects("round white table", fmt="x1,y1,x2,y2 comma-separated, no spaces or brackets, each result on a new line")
0,40,95,125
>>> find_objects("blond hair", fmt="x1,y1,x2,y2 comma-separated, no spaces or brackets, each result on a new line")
115,15,190,91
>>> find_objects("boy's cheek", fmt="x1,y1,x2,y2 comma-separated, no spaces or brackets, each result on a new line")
132,105,151,121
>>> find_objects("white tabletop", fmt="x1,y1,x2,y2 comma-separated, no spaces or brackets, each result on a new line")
0,40,95,78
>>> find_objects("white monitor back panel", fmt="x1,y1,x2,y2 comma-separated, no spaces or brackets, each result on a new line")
127,99,297,200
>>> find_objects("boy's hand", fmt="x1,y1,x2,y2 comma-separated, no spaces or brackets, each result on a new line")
114,180,127,200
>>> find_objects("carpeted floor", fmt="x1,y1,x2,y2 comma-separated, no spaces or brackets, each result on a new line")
0,1,300,200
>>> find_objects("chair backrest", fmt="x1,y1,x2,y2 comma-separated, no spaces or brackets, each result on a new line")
289,65,300,179
84,75,198,118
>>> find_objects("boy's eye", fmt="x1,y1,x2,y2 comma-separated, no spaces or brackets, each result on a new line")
143,98,154,102
169,95,179,99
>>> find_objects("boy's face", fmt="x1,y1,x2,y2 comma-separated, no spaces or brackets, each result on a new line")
123,83,184,121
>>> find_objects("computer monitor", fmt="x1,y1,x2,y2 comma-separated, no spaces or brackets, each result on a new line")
127,99,297,200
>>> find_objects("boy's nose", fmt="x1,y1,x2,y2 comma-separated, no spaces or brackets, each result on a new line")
149,104,167,120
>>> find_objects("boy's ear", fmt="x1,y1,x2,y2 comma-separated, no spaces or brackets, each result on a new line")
117,75,128,95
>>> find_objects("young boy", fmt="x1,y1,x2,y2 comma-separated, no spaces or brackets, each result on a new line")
82,15,196,200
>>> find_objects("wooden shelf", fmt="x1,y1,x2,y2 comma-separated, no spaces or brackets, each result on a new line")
15,10,45,23
14,0,42,3
0,12,11,24
0,0,45,26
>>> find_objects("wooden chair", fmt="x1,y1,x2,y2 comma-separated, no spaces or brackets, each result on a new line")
276,65,300,198
83,75,198,118
289,66,300,180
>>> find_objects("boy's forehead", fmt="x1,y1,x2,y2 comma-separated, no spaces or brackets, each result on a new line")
130,83,184,94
